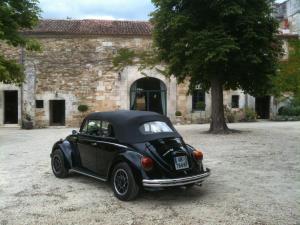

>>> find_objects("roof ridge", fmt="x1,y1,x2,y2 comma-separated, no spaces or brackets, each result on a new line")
40,19,150,23
23,19,153,36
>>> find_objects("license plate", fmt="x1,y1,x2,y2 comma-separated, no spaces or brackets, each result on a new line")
174,156,189,170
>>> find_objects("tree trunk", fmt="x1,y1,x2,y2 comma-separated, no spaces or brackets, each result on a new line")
209,78,229,133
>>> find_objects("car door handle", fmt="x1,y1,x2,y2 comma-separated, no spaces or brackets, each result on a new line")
90,142,97,146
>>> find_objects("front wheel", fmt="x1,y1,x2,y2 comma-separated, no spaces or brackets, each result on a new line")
111,162,139,201
51,149,69,178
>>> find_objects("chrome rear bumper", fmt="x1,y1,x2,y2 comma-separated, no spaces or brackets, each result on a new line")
142,168,210,187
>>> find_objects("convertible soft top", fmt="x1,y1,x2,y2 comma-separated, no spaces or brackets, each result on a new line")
84,110,181,143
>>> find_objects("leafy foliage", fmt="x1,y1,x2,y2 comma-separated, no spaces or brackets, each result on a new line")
149,0,282,132
278,106,300,116
272,39,300,98
150,0,282,95
0,54,23,84
112,48,136,71
112,47,166,78
0,0,40,84
244,107,257,121
291,93,300,106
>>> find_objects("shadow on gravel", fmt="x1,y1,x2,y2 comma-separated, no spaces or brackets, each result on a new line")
67,173,111,190
66,173,111,191
65,172,212,203
139,186,210,203
200,129,250,135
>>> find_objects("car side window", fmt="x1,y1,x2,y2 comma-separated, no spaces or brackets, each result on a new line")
82,120,101,136
101,121,115,138
81,120,88,133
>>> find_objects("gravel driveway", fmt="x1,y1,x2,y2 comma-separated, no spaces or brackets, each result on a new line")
0,121,299,225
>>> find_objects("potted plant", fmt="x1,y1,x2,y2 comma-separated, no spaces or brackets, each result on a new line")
78,104,89,124
22,113,33,129
175,111,182,117
78,104,89,113
175,111,183,124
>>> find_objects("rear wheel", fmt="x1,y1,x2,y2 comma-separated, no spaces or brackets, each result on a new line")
111,162,139,201
51,149,69,178
185,183,195,189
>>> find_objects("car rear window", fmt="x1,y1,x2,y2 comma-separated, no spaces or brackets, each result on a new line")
139,121,173,134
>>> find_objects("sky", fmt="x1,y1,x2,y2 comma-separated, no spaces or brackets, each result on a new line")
38,0,285,21
38,0,155,20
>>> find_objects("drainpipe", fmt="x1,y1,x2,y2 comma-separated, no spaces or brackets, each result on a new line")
20,47,25,127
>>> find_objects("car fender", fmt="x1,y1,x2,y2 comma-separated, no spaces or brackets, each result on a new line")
108,150,145,183
51,140,73,168
185,143,195,153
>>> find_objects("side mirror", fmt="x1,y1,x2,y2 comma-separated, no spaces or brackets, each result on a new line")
72,130,78,135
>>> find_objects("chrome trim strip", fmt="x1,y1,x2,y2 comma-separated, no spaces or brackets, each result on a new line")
96,141,129,149
70,169,107,182
163,149,174,157
143,169,210,187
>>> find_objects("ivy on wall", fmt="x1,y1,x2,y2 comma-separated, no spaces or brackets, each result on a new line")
112,48,136,71
112,48,167,77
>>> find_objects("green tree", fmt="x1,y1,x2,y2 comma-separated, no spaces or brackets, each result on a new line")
272,39,300,103
151,0,282,133
0,0,40,84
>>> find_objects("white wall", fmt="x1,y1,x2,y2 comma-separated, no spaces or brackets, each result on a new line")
286,0,300,17
287,0,300,34
35,91,78,126
288,13,300,34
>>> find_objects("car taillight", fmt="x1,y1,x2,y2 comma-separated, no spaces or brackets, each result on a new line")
141,157,154,171
193,150,203,161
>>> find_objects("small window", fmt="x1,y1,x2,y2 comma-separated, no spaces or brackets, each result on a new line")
82,120,101,136
192,90,205,111
36,100,44,109
101,121,114,138
231,95,239,108
140,121,173,134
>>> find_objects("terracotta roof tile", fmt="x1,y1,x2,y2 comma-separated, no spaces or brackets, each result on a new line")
23,19,153,36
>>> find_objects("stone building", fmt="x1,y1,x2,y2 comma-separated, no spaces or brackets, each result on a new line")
274,0,300,35
286,0,300,35
0,20,297,127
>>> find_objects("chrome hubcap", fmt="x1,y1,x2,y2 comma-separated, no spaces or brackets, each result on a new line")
52,155,62,173
114,169,129,196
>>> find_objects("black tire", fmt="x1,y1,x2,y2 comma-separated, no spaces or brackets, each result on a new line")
185,183,195,189
51,149,69,178
111,162,139,201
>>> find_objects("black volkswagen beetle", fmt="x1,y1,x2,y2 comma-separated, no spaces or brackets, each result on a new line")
50,110,210,201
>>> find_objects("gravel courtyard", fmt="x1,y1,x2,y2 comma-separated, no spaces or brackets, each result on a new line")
0,122,299,225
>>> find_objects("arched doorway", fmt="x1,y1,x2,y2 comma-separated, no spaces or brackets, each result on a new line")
130,77,167,115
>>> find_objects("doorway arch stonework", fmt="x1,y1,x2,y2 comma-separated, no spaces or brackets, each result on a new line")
130,77,167,115
119,66,177,120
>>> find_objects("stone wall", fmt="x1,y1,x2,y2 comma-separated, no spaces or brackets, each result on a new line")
1,36,185,127
0,33,287,127
25,36,154,127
